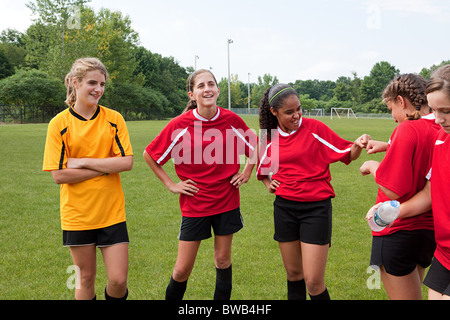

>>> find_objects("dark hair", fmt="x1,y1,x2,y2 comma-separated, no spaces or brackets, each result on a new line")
183,69,219,113
382,74,429,120
259,83,297,139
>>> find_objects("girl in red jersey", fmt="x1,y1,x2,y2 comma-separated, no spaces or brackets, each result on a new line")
393,65,450,299
361,74,439,299
143,69,257,300
257,84,370,300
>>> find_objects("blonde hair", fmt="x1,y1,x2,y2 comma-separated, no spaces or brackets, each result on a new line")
64,57,108,106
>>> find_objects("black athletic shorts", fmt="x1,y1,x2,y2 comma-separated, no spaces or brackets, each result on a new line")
273,196,332,245
178,207,244,241
424,258,450,296
63,221,129,247
370,229,435,277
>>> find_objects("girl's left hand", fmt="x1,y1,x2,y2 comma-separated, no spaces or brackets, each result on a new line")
366,202,382,221
231,172,250,188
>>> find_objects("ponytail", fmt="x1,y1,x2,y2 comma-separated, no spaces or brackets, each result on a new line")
64,72,77,106
259,87,277,140
182,100,197,113
405,106,423,121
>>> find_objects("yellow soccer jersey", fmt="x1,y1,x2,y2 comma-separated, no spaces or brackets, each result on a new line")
43,105,133,231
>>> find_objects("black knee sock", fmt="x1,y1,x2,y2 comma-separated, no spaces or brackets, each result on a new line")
105,287,128,300
287,279,306,300
214,265,232,300
165,276,187,300
309,288,330,300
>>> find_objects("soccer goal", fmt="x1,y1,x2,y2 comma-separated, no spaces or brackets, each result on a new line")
307,108,325,117
331,108,357,120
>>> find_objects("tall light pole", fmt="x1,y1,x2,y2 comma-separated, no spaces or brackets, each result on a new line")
227,39,233,110
248,73,251,113
195,55,199,70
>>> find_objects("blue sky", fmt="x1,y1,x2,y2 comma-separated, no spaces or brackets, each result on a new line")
1,0,449,83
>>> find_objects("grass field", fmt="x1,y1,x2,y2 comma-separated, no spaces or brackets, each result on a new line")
1,115,427,300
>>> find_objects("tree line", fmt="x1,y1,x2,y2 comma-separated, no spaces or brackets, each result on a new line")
220,60,449,114
0,0,448,123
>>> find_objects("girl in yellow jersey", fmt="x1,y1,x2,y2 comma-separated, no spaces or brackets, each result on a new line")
43,58,133,300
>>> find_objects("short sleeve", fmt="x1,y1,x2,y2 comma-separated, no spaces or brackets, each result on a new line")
376,124,416,197
42,118,66,172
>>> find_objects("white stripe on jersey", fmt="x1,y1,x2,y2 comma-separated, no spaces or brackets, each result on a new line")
422,113,436,120
231,125,255,151
257,142,272,175
312,133,352,153
156,127,189,164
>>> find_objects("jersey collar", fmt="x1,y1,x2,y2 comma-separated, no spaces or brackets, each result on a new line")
69,105,100,121
277,117,303,137
193,107,220,122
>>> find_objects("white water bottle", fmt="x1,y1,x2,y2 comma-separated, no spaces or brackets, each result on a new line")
368,200,400,232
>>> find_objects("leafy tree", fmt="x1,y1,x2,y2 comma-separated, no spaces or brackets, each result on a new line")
103,82,169,120
24,1,140,82
250,74,278,109
218,74,244,108
0,29,27,71
420,60,450,79
0,51,14,80
334,73,361,103
26,0,91,58
291,79,335,101
133,46,188,116
93,8,140,83
0,29,26,46
298,94,318,112
334,76,353,102
359,61,399,103
0,69,65,122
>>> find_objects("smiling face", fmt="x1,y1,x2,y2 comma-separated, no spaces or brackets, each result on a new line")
428,90,450,134
188,71,220,109
271,94,302,133
72,69,106,109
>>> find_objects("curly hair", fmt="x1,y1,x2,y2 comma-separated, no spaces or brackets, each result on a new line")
382,74,429,120
259,84,297,139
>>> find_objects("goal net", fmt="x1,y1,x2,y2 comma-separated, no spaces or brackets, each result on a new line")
306,108,324,117
331,108,357,120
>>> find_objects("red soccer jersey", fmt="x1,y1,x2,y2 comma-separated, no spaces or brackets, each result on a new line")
374,114,440,236
146,107,257,217
257,117,353,202
430,129,450,270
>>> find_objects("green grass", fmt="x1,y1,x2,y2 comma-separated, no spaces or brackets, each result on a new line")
1,116,421,300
